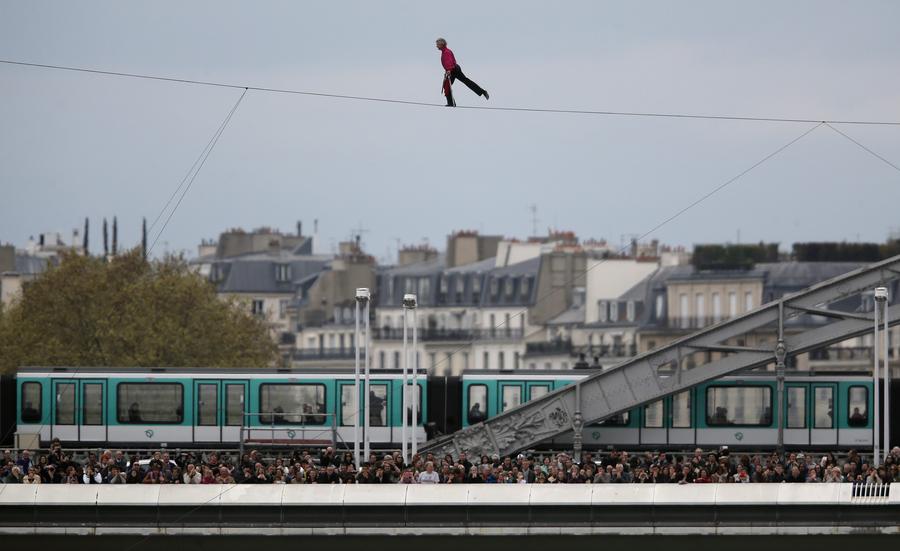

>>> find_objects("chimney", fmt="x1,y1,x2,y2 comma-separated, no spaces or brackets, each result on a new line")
296,221,302,237
630,238,638,258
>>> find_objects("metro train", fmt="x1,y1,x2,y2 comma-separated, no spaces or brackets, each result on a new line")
2,367,899,451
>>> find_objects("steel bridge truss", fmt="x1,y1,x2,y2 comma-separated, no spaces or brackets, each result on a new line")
422,255,900,458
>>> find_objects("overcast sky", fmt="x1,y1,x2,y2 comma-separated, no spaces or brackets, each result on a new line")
2,0,899,262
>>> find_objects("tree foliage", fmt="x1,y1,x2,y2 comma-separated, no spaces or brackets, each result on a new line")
692,243,780,271
0,249,277,373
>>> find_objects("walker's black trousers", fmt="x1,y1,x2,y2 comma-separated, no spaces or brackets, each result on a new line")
446,65,486,106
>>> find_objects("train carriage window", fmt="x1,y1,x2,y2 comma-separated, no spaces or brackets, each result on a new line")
813,387,834,428
259,384,326,425
672,391,691,428
705,386,772,426
21,382,42,423
56,383,76,425
786,387,806,428
225,384,244,426
341,385,356,427
368,384,389,427
467,385,487,424
847,386,868,427
117,383,184,424
528,385,550,401
501,386,522,412
404,384,423,425
598,411,630,426
82,383,103,425
644,400,664,428
197,383,218,426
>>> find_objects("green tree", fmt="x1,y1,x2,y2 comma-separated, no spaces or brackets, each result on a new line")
0,249,277,373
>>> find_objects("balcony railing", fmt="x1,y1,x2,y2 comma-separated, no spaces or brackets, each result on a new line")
525,340,573,356
288,348,356,361
809,346,895,362
372,328,524,341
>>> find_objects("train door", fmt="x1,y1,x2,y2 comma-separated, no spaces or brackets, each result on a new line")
640,399,667,445
50,379,79,442
784,383,809,446
810,383,837,446
79,379,107,443
526,382,551,402
668,390,695,446
222,381,249,443
194,381,222,443
499,382,524,413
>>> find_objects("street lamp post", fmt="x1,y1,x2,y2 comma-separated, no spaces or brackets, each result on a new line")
402,293,418,465
354,287,370,469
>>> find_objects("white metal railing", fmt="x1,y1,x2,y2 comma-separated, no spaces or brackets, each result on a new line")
239,411,339,458
850,482,891,504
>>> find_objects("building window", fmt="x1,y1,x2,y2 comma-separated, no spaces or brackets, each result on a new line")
705,386,772,426
472,276,482,297
505,278,515,298
439,275,448,294
521,277,532,297
514,351,520,369
626,301,635,322
712,293,721,323
490,277,500,298
598,301,608,322
609,302,619,322
847,386,868,427
418,277,431,299
498,351,505,370
729,292,737,318
117,383,184,424
463,352,470,370
393,351,401,369
655,294,664,319
744,291,754,312
251,299,265,316
275,264,291,282
483,351,490,370
279,299,289,318
679,293,689,328
429,352,437,369
259,384,326,425
695,293,705,326
405,277,414,294
379,351,385,369
20,382,42,423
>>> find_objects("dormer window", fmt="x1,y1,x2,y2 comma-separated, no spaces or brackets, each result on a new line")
521,277,532,297
505,278,515,298
626,300,635,322
490,277,499,297
275,264,291,282
609,302,619,322
472,276,482,296
598,301,608,322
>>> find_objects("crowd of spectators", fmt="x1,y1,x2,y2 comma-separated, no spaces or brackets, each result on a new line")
2,438,899,485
